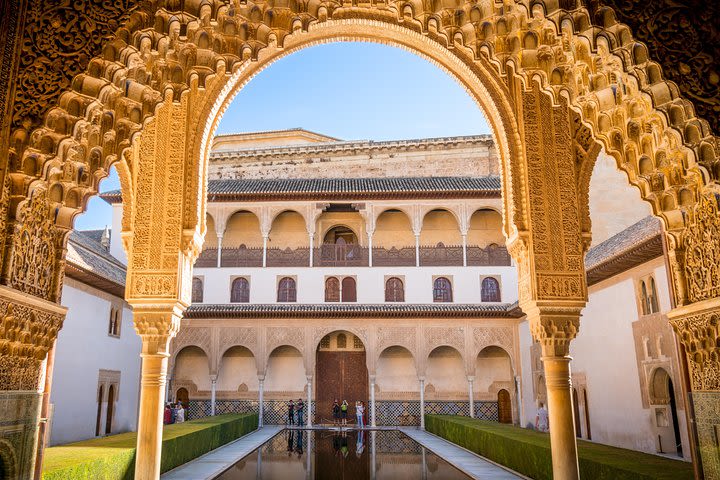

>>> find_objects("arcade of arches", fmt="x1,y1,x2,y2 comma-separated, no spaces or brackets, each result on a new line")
0,1,718,480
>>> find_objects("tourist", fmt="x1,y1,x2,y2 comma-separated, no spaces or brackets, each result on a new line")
356,401,365,428
288,399,295,426
341,400,349,425
176,403,185,423
362,401,368,426
163,404,171,425
536,402,549,432
296,398,305,425
170,403,178,424
332,399,341,426
356,429,365,456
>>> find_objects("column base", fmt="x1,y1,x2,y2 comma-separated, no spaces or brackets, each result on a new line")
0,391,42,480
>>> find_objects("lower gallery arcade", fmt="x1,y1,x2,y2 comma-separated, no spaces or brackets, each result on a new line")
169,310,522,427
0,1,719,480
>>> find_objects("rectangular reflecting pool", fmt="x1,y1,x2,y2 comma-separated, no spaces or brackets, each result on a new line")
214,429,472,479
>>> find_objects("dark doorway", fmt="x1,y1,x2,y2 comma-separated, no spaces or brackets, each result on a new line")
498,389,512,423
668,379,683,457
95,385,104,436
105,385,115,434
315,331,368,424
573,388,582,438
176,387,190,409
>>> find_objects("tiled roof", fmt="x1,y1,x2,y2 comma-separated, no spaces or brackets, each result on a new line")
585,216,664,285
185,302,524,319
101,176,501,203
65,230,126,296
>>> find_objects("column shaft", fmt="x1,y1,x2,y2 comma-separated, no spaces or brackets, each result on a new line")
210,378,217,416
306,378,312,427
461,234,468,267
468,378,474,418
258,379,264,428
543,356,579,480
370,378,376,427
415,235,420,267
309,235,314,267
262,236,268,268
216,235,223,268
367,232,373,267
419,378,425,429
135,352,169,480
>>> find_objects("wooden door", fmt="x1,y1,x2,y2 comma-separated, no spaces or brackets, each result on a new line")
498,389,512,423
315,351,368,423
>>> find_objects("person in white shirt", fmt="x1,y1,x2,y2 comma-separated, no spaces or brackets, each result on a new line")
176,404,186,423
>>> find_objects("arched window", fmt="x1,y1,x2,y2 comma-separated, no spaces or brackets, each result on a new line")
385,277,405,302
191,277,203,303
108,309,120,337
325,277,340,302
640,280,650,315
277,277,297,302
341,277,357,302
481,277,501,302
433,277,453,303
231,278,250,303
649,277,659,313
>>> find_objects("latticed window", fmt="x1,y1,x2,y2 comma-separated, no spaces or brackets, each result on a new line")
433,277,453,303
325,277,340,302
231,277,250,303
336,333,347,348
385,277,404,302
481,277,501,302
341,277,357,302
353,335,363,349
277,277,297,302
320,336,331,349
191,277,204,303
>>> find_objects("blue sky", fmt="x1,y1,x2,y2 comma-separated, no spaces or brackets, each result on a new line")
74,42,489,231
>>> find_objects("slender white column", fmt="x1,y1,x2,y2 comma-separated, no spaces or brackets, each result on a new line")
370,375,376,427
258,376,265,428
461,233,468,267
515,376,522,426
415,234,421,267
262,235,268,267
165,373,173,402
468,376,475,418
210,375,217,416
419,377,425,430
306,375,313,427
309,234,314,267
216,235,223,268
367,231,374,267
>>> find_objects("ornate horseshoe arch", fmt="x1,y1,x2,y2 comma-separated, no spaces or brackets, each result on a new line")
0,0,718,479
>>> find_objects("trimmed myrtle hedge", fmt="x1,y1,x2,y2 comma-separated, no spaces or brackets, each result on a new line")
42,413,258,480
425,415,693,480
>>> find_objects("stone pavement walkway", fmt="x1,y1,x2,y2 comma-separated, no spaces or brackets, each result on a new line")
400,427,525,480
161,425,282,480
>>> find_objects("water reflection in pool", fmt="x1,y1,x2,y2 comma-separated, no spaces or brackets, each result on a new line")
215,429,471,479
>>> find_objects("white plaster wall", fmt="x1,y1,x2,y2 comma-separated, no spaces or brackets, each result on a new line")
175,346,212,391
518,320,535,428
588,151,652,247
570,260,682,454
474,347,513,392
265,347,306,393
426,348,466,393
217,347,259,392
194,265,518,304
376,348,418,393
110,204,127,265
50,279,140,445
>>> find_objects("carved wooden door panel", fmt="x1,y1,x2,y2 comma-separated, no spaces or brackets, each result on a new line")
316,351,368,423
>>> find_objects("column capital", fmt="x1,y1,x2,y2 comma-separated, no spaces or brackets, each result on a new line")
257,374,265,382
306,374,313,383
131,304,184,356
466,375,475,383
210,374,218,383
668,296,720,390
524,301,584,357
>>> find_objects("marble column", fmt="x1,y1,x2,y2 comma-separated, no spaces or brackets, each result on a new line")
367,231,374,267
210,375,217,416
258,376,265,428
467,376,475,418
306,375,313,427
414,234,421,267
461,233,468,267
262,235,268,267
369,376,377,427
543,356,579,480
216,234,223,268
419,377,425,430
309,233,314,267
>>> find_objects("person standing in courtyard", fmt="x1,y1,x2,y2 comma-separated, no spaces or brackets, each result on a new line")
535,402,549,432
163,404,171,425
176,403,185,423
296,398,305,425
356,401,365,428
341,400,349,425
332,399,341,426
288,399,295,426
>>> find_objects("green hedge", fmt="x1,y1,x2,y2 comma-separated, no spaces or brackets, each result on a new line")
425,415,693,480
42,413,258,480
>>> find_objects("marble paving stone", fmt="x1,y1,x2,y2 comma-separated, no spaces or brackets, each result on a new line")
161,426,283,480
400,427,526,480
